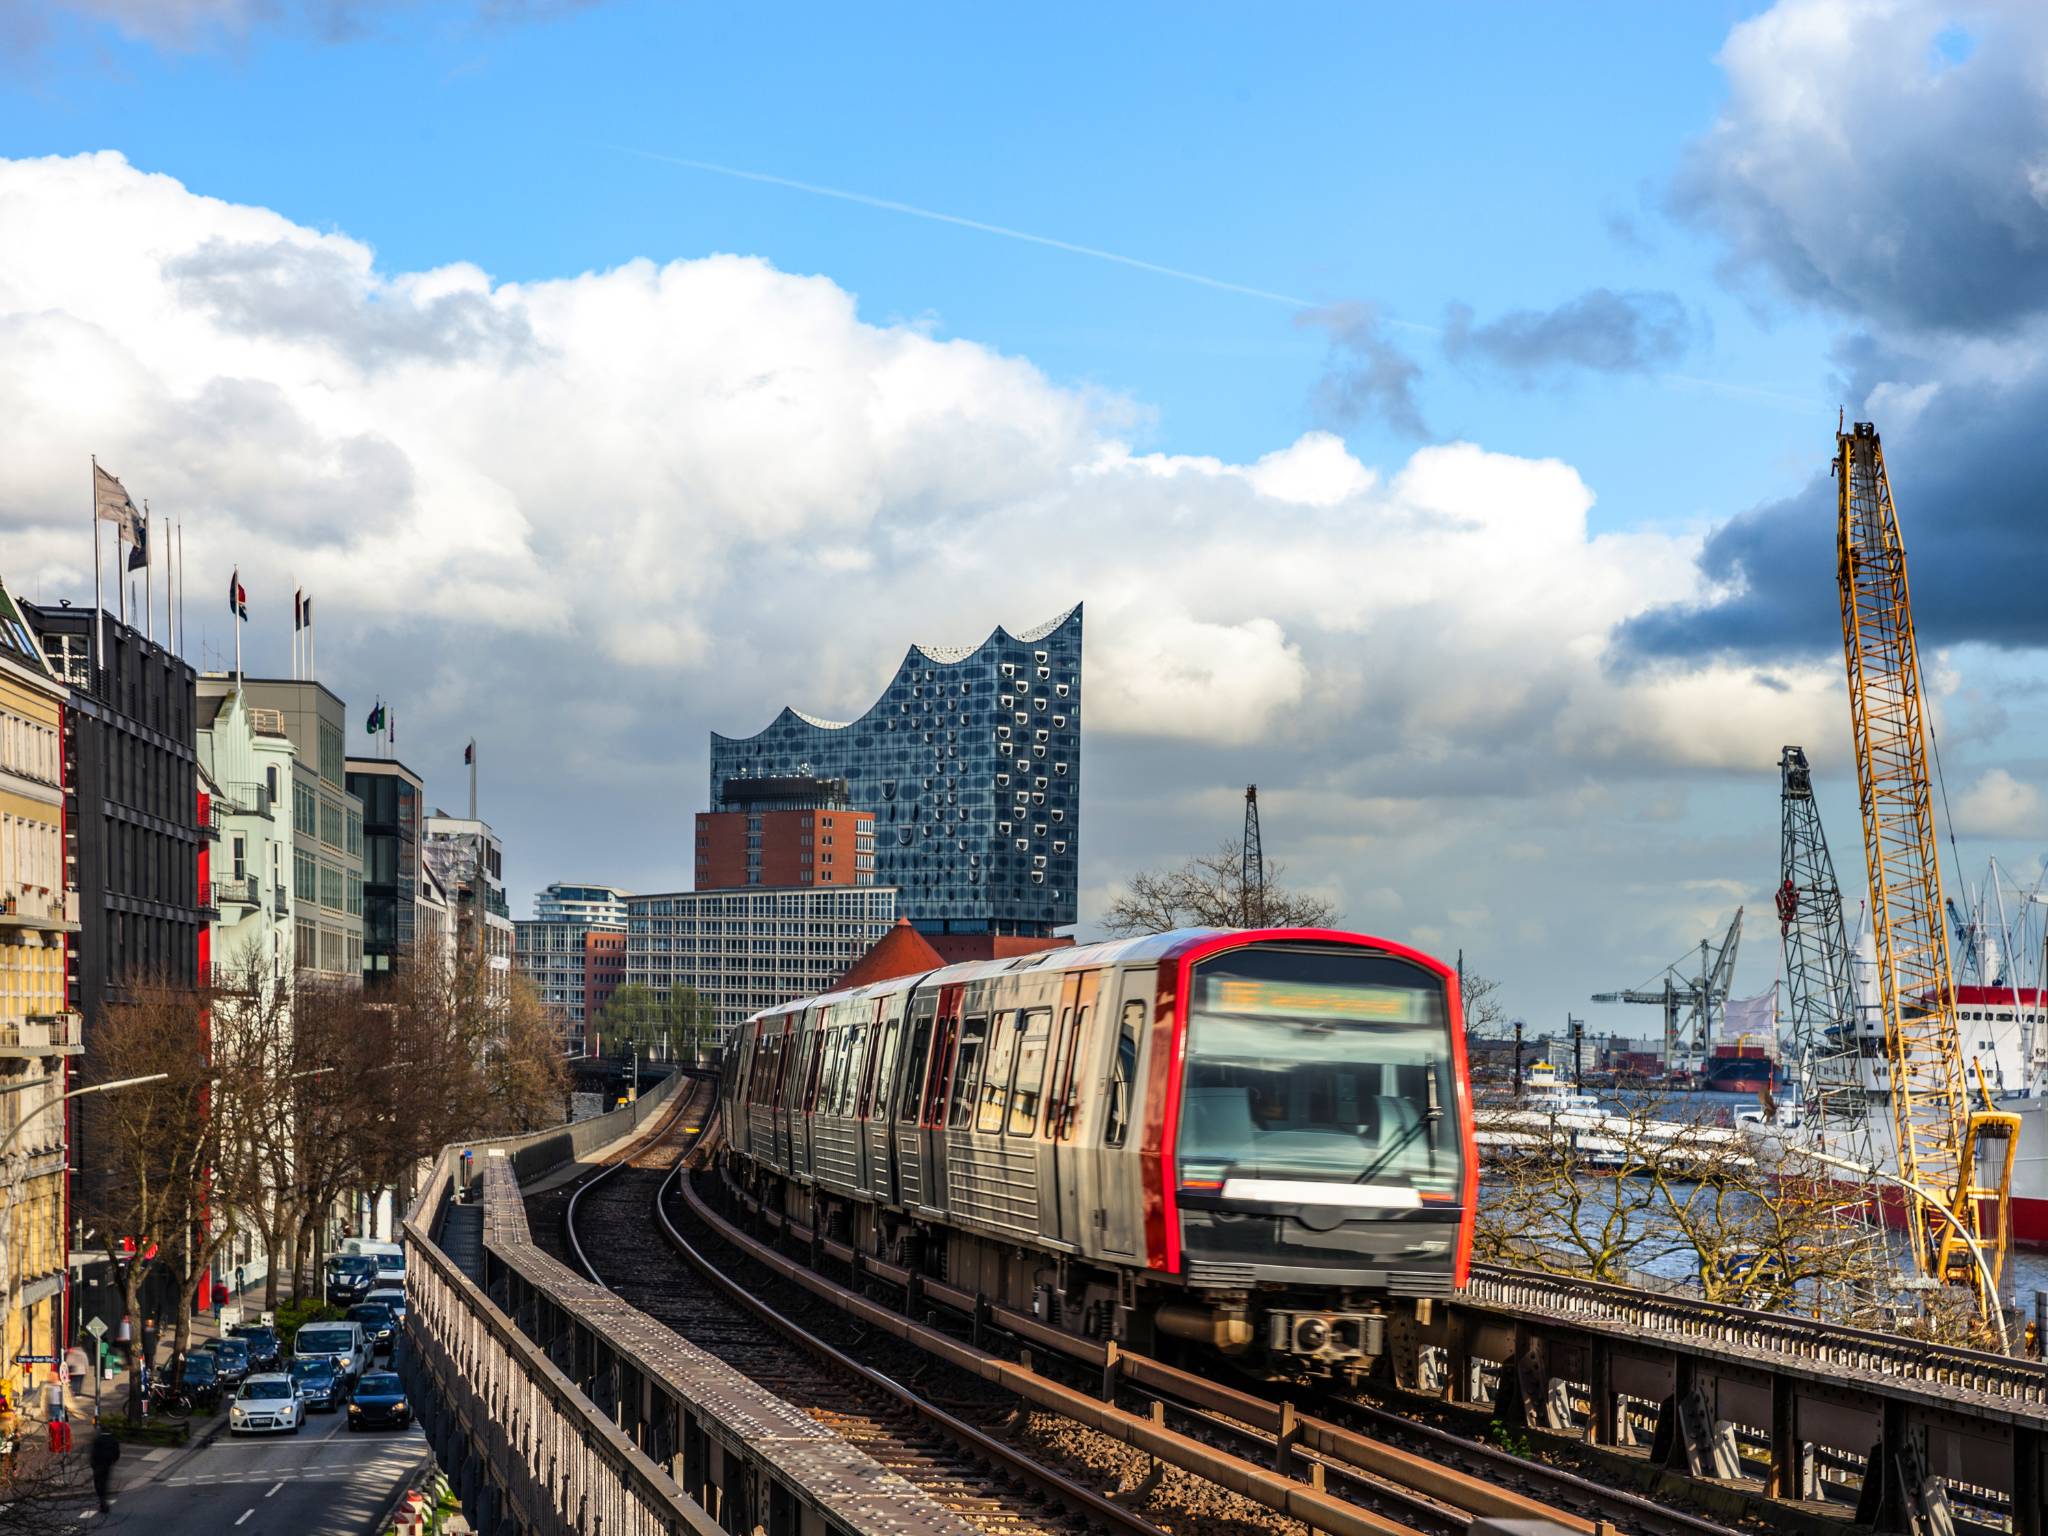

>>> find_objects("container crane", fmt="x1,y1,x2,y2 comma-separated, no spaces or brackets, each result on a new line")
1835,420,2017,1307
1776,744,1891,1310
1591,908,1743,1068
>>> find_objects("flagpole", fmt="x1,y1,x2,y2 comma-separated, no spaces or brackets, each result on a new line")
176,524,186,660
90,458,104,667
469,741,477,820
142,499,154,644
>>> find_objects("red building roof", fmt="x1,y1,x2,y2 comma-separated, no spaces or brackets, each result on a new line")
836,918,944,989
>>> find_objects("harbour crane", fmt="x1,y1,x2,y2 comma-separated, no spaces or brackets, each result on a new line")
1834,420,2017,1308
1241,785,1265,927
1591,907,1743,1068
1776,744,1891,1310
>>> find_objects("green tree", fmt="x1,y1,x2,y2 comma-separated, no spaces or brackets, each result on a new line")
594,984,718,1063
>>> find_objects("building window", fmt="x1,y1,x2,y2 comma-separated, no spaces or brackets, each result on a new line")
294,850,317,901
294,781,316,835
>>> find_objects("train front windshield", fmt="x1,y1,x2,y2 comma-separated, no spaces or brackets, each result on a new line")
1179,946,1461,1198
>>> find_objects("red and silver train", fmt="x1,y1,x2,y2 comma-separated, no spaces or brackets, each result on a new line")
718,926,1476,1377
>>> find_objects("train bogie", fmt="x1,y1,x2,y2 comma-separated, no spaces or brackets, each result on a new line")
717,926,1476,1379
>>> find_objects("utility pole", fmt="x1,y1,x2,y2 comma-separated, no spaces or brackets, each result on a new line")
1512,1019,1525,1101
1241,785,1264,928
1569,1015,1585,1088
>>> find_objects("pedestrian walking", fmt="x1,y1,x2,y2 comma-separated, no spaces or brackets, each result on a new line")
65,1343,88,1405
90,1426,121,1511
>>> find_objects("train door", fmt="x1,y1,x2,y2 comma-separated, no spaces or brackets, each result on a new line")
859,996,901,1201
1042,969,1099,1248
1084,974,1151,1260
895,990,937,1209
795,1010,825,1182
919,986,966,1216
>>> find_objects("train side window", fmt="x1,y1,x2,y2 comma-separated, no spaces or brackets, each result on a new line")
840,1022,869,1114
804,1026,831,1113
900,1009,934,1123
1008,1008,1053,1136
1104,1001,1145,1148
977,1010,1021,1134
950,1014,989,1128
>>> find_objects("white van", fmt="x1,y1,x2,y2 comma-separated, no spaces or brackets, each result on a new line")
340,1238,405,1288
294,1320,370,1384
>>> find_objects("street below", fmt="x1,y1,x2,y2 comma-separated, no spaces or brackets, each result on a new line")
84,1398,430,1534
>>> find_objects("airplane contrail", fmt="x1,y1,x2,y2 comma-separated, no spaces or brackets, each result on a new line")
619,147,1317,309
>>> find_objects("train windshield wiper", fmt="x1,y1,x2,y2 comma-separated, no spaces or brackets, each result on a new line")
1353,1106,1442,1186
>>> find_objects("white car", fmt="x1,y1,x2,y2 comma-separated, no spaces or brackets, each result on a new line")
229,1373,304,1436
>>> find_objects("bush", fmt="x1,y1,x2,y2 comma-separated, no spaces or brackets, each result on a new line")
274,1299,345,1353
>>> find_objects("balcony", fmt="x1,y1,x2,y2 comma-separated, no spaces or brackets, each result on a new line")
211,875,262,912
222,780,275,820
0,1011,83,1058
0,889,80,934
274,882,290,916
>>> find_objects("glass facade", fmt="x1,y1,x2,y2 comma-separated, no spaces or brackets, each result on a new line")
709,605,1080,935
347,759,421,983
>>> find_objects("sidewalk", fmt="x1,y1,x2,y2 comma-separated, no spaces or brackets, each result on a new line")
64,1276,280,1446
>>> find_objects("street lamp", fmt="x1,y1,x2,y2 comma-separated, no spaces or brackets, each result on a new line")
0,1072,171,1161
1744,1127,2011,1354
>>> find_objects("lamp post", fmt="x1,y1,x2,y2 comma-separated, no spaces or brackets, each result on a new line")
1745,1128,2010,1354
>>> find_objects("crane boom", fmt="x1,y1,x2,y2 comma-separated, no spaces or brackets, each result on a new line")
1835,421,2016,1302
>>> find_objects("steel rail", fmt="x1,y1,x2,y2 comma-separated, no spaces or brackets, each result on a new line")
645,1164,1178,1536
562,1085,708,1287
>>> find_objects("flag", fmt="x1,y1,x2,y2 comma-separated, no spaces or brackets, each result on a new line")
126,510,148,572
93,464,141,542
464,740,474,765
228,568,248,621
294,589,305,631
366,701,386,735
387,707,395,745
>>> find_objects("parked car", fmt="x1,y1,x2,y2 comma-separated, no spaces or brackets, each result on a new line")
288,1357,345,1413
345,1303,397,1355
203,1336,252,1388
324,1254,378,1305
365,1287,408,1328
178,1350,221,1409
229,1374,303,1436
346,1371,411,1432
293,1321,370,1385
228,1323,281,1371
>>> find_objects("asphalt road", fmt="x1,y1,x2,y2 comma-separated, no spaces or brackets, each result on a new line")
83,1382,431,1535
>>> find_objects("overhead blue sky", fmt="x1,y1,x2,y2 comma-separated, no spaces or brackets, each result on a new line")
2,0,2043,1036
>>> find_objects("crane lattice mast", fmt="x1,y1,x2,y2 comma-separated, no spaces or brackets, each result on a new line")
1241,785,1264,927
1835,421,2015,1302
1776,744,1890,1310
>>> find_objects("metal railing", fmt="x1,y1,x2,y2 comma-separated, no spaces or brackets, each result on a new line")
1468,1262,2048,1408
210,875,262,910
0,1012,77,1052
402,1080,717,1536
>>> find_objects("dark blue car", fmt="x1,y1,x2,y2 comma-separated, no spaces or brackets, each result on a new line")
347,1371,410,1431
289,1356,344,1412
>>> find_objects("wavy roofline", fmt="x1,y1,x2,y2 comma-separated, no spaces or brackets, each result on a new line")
711,603,1080,746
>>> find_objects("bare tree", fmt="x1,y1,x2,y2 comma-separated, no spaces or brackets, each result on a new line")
0,1436,94,1534
1461,969,1508,1035
1103,838,1339,936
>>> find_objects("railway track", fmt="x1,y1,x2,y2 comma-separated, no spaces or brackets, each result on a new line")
676,1163,1745,1536
557,1097,1186,1536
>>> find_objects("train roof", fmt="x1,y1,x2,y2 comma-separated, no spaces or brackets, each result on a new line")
745,926,1446,1027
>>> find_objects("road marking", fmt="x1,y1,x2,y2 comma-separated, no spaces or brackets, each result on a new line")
235,1510,254,1527
141,1448,172,1463
266,1480,283,1497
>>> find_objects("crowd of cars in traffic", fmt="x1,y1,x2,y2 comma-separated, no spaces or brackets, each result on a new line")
174,1238,413,1436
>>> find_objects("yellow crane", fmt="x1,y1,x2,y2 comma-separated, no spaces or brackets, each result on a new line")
1835,421,2018,1314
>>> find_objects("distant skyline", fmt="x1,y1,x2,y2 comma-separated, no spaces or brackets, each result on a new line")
2,0,2045,1036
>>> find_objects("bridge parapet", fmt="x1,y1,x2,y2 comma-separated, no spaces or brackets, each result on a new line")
403,1074,978,1536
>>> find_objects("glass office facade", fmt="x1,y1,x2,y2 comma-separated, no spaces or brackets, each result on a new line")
709,605,1079,935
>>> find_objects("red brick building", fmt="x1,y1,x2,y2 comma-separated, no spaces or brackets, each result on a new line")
583,928,626,1021
695,776,875,890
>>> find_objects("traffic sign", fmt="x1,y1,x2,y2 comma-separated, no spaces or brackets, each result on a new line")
84,1317,108,1340
14,1353,57,1365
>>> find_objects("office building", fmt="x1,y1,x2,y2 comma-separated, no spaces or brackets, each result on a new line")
422,814,513,988
197,678,364,983
534,882,631,926
24,599,204,1242
695,776,875,890
514,881,629,1051
346,757,425,982
625,885,897,1041
197,688,299,983
710,606,1079,946
0,581,81,1395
